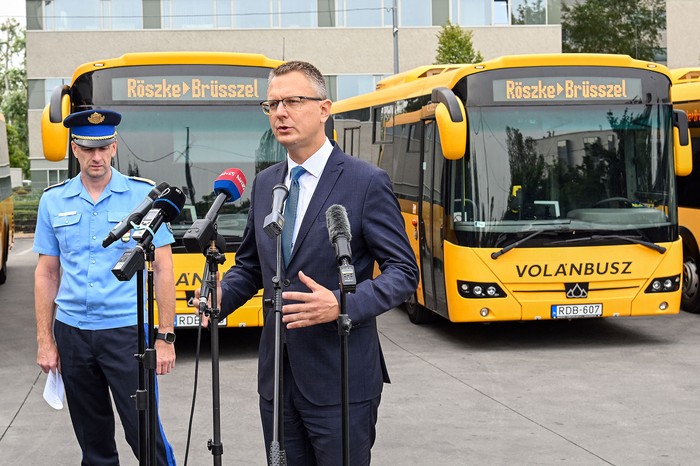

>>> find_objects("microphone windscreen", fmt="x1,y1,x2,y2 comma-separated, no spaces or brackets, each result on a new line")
325,204,352,242
151,181,171,199
214,168,247,202
153,186,186,221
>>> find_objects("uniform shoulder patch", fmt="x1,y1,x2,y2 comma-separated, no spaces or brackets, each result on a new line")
43,179,70,192
128,176,156,186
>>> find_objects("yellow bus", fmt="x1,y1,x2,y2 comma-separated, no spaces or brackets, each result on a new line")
333,54,692,324
40,51,286,327
0,114,14,285
672,68,700,312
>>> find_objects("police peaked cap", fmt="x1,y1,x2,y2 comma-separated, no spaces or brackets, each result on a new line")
63,109,122,148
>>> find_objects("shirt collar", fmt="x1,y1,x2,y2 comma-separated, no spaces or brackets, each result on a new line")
286,138,333,180
61,167,127,198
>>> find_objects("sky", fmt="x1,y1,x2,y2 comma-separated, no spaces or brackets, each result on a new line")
0,0,26,26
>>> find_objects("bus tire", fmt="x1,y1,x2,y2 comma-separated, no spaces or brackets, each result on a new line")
682,254,700,313
404,293,436,325
0,224,7,285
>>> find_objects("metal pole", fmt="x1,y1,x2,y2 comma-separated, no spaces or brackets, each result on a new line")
392,0,399,74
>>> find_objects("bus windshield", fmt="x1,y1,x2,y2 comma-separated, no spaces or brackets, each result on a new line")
68,63,286,250
109,106,284,247
451,102,676,248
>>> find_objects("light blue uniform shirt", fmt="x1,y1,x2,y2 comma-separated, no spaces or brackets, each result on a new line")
33,168,175,330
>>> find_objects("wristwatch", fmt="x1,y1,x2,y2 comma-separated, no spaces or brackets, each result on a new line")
156,332,176,344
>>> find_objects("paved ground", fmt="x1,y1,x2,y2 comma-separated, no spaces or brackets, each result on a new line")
2,237,700,465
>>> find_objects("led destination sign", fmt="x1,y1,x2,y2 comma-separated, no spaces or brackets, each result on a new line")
112,76,265,102
493,77,643,102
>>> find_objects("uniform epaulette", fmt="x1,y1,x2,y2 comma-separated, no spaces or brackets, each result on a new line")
43,179,70,192
128,176,156,186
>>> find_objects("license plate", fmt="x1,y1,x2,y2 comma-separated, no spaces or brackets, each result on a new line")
175,313,227,328
551,303,602,319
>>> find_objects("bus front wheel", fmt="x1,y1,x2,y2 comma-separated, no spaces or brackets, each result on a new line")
404,293,436,324
682,254,700,313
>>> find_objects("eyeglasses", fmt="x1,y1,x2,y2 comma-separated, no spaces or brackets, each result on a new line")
260,96,324,115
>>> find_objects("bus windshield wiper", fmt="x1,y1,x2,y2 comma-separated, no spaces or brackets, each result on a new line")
491,227,570,260
549,234,666,254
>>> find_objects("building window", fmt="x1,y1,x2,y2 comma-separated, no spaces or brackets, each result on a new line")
340,0,383,27
400,0,432,26
35,0,142,31
452,0,489,26
327,74,388,101
163,0,215,28
234,2,274,28
281,0,317,27
27,79,70,110
511,0,546,25
493,0,509,24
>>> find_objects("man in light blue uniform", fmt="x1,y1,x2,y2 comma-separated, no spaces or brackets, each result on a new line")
34,109,177,465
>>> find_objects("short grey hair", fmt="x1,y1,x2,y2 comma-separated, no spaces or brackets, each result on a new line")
269,61,328,100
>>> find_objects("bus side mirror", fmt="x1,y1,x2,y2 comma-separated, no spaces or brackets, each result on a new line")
673,109,692,177
41,85,71,162
431,87,467,161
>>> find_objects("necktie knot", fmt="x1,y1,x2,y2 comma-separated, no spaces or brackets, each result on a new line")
290,166,305,183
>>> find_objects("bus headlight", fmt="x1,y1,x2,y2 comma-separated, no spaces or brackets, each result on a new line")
645,274,681,293
457,281,506,298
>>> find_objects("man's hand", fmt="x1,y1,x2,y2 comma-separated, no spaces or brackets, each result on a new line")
37,339,60,374
282,271,340,329
155,340,176,375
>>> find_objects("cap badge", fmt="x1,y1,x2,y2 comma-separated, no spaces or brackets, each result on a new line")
87,112,105,125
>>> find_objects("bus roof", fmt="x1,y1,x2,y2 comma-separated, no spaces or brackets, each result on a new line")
671,68,700,103
70,51,284,85
671,68,700,83
333,53,670,114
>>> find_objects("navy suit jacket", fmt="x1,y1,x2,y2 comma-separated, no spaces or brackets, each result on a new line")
220,144,419,406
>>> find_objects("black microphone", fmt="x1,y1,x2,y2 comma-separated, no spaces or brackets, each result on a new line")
102,182,170,247
326,204,356,292
326,204,353,264
183,168,247,253
132,186,186,248
263,184,289,238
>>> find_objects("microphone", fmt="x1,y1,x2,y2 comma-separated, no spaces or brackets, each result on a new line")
102,182,170,247
263,184,289,238
132,186,186,248
183,168,247,253
112,186,186,281
326,204,356,292
326,204,352,264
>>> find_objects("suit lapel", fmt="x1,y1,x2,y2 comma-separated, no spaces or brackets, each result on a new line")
289,148,344,265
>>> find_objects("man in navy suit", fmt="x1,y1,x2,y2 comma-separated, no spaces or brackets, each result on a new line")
219,61,419,465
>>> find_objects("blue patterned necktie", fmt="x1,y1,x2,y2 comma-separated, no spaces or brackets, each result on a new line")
282,166,306,266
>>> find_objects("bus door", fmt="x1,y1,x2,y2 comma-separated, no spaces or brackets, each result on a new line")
419,121,448,313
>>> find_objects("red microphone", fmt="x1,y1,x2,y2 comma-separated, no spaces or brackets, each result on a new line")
183,168,247,253
213,168,247,204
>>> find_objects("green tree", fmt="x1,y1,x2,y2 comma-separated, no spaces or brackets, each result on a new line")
434,21,483,65
0,18,28,177
562,0,665,61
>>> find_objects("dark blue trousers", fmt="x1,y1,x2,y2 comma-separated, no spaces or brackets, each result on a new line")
54,320,176,466
259,352,380,466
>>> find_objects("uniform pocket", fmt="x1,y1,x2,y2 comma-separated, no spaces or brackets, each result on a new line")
52,212,83,252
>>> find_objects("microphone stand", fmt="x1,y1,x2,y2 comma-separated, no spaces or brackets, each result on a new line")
199,238,227,466
337,261,356,466
115,243,156,466
269,231,287,466
145,244,158,466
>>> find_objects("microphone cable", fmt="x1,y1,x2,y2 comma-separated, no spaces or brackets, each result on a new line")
183,317,205,466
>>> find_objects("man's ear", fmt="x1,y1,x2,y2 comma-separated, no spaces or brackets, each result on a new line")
320,99,332,122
